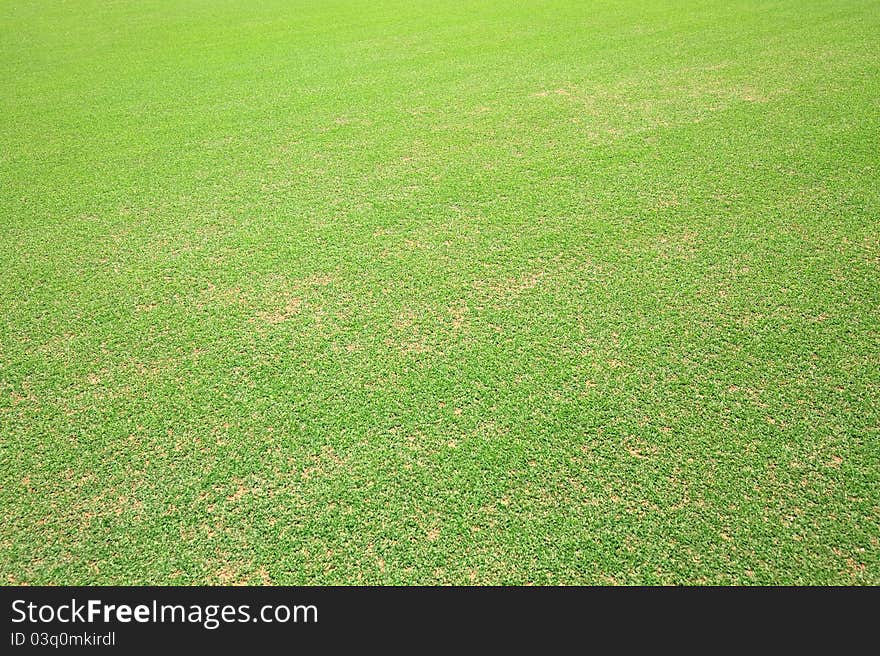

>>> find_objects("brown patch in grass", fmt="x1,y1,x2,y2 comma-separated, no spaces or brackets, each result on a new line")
200,284,248,308
533,88,570,98
303,273,334,287
656,194,680,208
449,301,468,330
10,390,36,405
257,567,273,585
388,308,436,355
301,445,347,481
226,480,251,503
846,557,866,578
624,437,658,460
393,309,417,330
215,566,248,586
474,270,545,303
399,337,431,355
256,297,302,324
734,86,768,103
652,230,700,260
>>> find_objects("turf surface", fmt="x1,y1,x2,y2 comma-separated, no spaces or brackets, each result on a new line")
1,0,878,584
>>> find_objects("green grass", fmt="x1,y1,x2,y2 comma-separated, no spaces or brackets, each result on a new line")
1,0,878,585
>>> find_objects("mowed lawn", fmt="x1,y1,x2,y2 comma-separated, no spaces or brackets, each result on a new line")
1,0,878,585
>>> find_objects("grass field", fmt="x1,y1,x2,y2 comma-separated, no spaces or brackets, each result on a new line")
1,0,878,585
